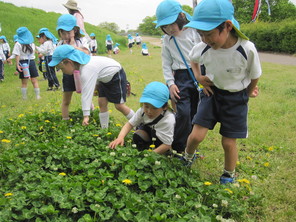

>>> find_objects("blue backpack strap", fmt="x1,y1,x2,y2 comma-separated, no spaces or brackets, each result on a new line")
236,45,247,60
200,45,211,76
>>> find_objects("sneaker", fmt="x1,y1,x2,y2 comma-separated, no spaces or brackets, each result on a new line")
179,153,198,167
47,87,53,91
220,173,235,184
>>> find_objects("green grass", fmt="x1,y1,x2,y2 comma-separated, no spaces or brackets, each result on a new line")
0,2,296,221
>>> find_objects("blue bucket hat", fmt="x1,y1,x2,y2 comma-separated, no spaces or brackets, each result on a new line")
140,82,169,108
56,14,78,31
142,43,147,49
38,28,58,44
154,0,192,28
0,36,7,42
185,0,248,40
48,44,91,67
106,34,112,41
114,43,120,47
90,33,95,37
16,27,34,44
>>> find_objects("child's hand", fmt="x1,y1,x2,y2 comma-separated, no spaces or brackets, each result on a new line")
198,76,213,87
82,116,89,125
249,85,259,98
109,138,124,149
202,86,214,96
169,84,180,103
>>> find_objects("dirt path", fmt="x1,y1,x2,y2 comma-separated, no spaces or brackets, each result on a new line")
142,36,296,66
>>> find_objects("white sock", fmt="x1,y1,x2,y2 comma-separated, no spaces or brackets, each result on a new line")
184,150,195,160
34,88,40,99
21,88,27,100
99,111,109,129
223,169,235,178
125,109,135,120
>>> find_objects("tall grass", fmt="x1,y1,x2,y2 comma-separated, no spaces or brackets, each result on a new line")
0,2,296,221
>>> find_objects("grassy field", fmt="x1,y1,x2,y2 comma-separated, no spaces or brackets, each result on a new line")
1,42,296,221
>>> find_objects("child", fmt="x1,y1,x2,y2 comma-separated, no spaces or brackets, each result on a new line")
109,81,175,154
135,33,142,47
12,27,41,100
48,45,135,128
56,14,90,120
127,34,134,54
36,28,60,91
113,43,120,54
183,0,261,183
154,0,202,153
89,33,98,56
105,34,113,57
141,43,149,56
0,36,11,63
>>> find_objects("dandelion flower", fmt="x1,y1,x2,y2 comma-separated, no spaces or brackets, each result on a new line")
59,172,66,176
45,120,50,123
18,114,24,118
237,178,250,184
246,156,253,160
0,130,4,133
204,181,212,186
236,161,240,166
149,144,155,149
21,126,27,130
224,188,233,194
92,134,99,137
263,162,270,167
1,139,11,143
122,179,132,185
4,193,13,197
107,132,112,135
66,136,72,139
268,146,274,151
116,123,122,127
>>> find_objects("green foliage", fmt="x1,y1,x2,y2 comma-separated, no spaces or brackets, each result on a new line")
98,22,121,34
241,19,296,53
138,16,163,36
0,2,127,54
0,110,260,221
233,0,296,24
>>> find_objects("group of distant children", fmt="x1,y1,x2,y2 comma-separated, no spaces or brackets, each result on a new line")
2,0,262,184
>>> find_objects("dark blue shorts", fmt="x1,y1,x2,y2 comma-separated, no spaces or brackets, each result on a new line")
62,73,75,92
18,60,39,79
192,86,249,138
97,68,127,104
106,45,112,51
128,43,133,48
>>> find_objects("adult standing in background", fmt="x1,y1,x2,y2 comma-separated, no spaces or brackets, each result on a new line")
63,0,89,40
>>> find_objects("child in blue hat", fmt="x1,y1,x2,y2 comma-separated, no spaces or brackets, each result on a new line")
105,34,113,57
36,28,60,91
11,27,41,99
56,14,90,120
154,0,202,153
49,45,135,128
0,36,8,81
141,43,149,56
113,43,120,55
183,0,261,183
109,81,175,154
89,33,98,56
135,33,142,48
127,34,134,54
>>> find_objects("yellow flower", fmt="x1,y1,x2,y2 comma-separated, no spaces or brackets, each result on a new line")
4,193,13,197
40,126,43,130
1,139,11,143
204,181,212,186
268,146,274,151
21,126,27,130
52,126,56,129
116,123,122,127
122,179,132,185
236,161,240,166
149,144,155,149
106,132,112,135
0,130,4,133
45,120,50,123
18,114,24,118
59,172,66,176
1,105,6,108
66,136,72,139
246,156,253,160
263,162,270,167
237,178,250,184
92,134,99,137
108,109,112,113
224,188,233,194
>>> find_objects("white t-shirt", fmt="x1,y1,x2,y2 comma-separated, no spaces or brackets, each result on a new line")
162,28,201,87
12,42,36,60
80,56,121,116
189,38,262,92
36,40,56,56
129,107,175,145
89,39,97,49
135,36,142,43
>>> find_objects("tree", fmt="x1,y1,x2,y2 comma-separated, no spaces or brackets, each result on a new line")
138,16,163,36
98,22,120,34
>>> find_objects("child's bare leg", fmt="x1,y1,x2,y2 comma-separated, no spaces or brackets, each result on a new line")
185,124,208,155
62,91,73,119
114,103,135,119
221,137,238,172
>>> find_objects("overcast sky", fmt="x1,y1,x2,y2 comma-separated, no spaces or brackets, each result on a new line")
1,0,296,30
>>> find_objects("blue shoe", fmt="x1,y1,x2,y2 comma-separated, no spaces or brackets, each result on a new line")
179,153,198,167
220,174,235,184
